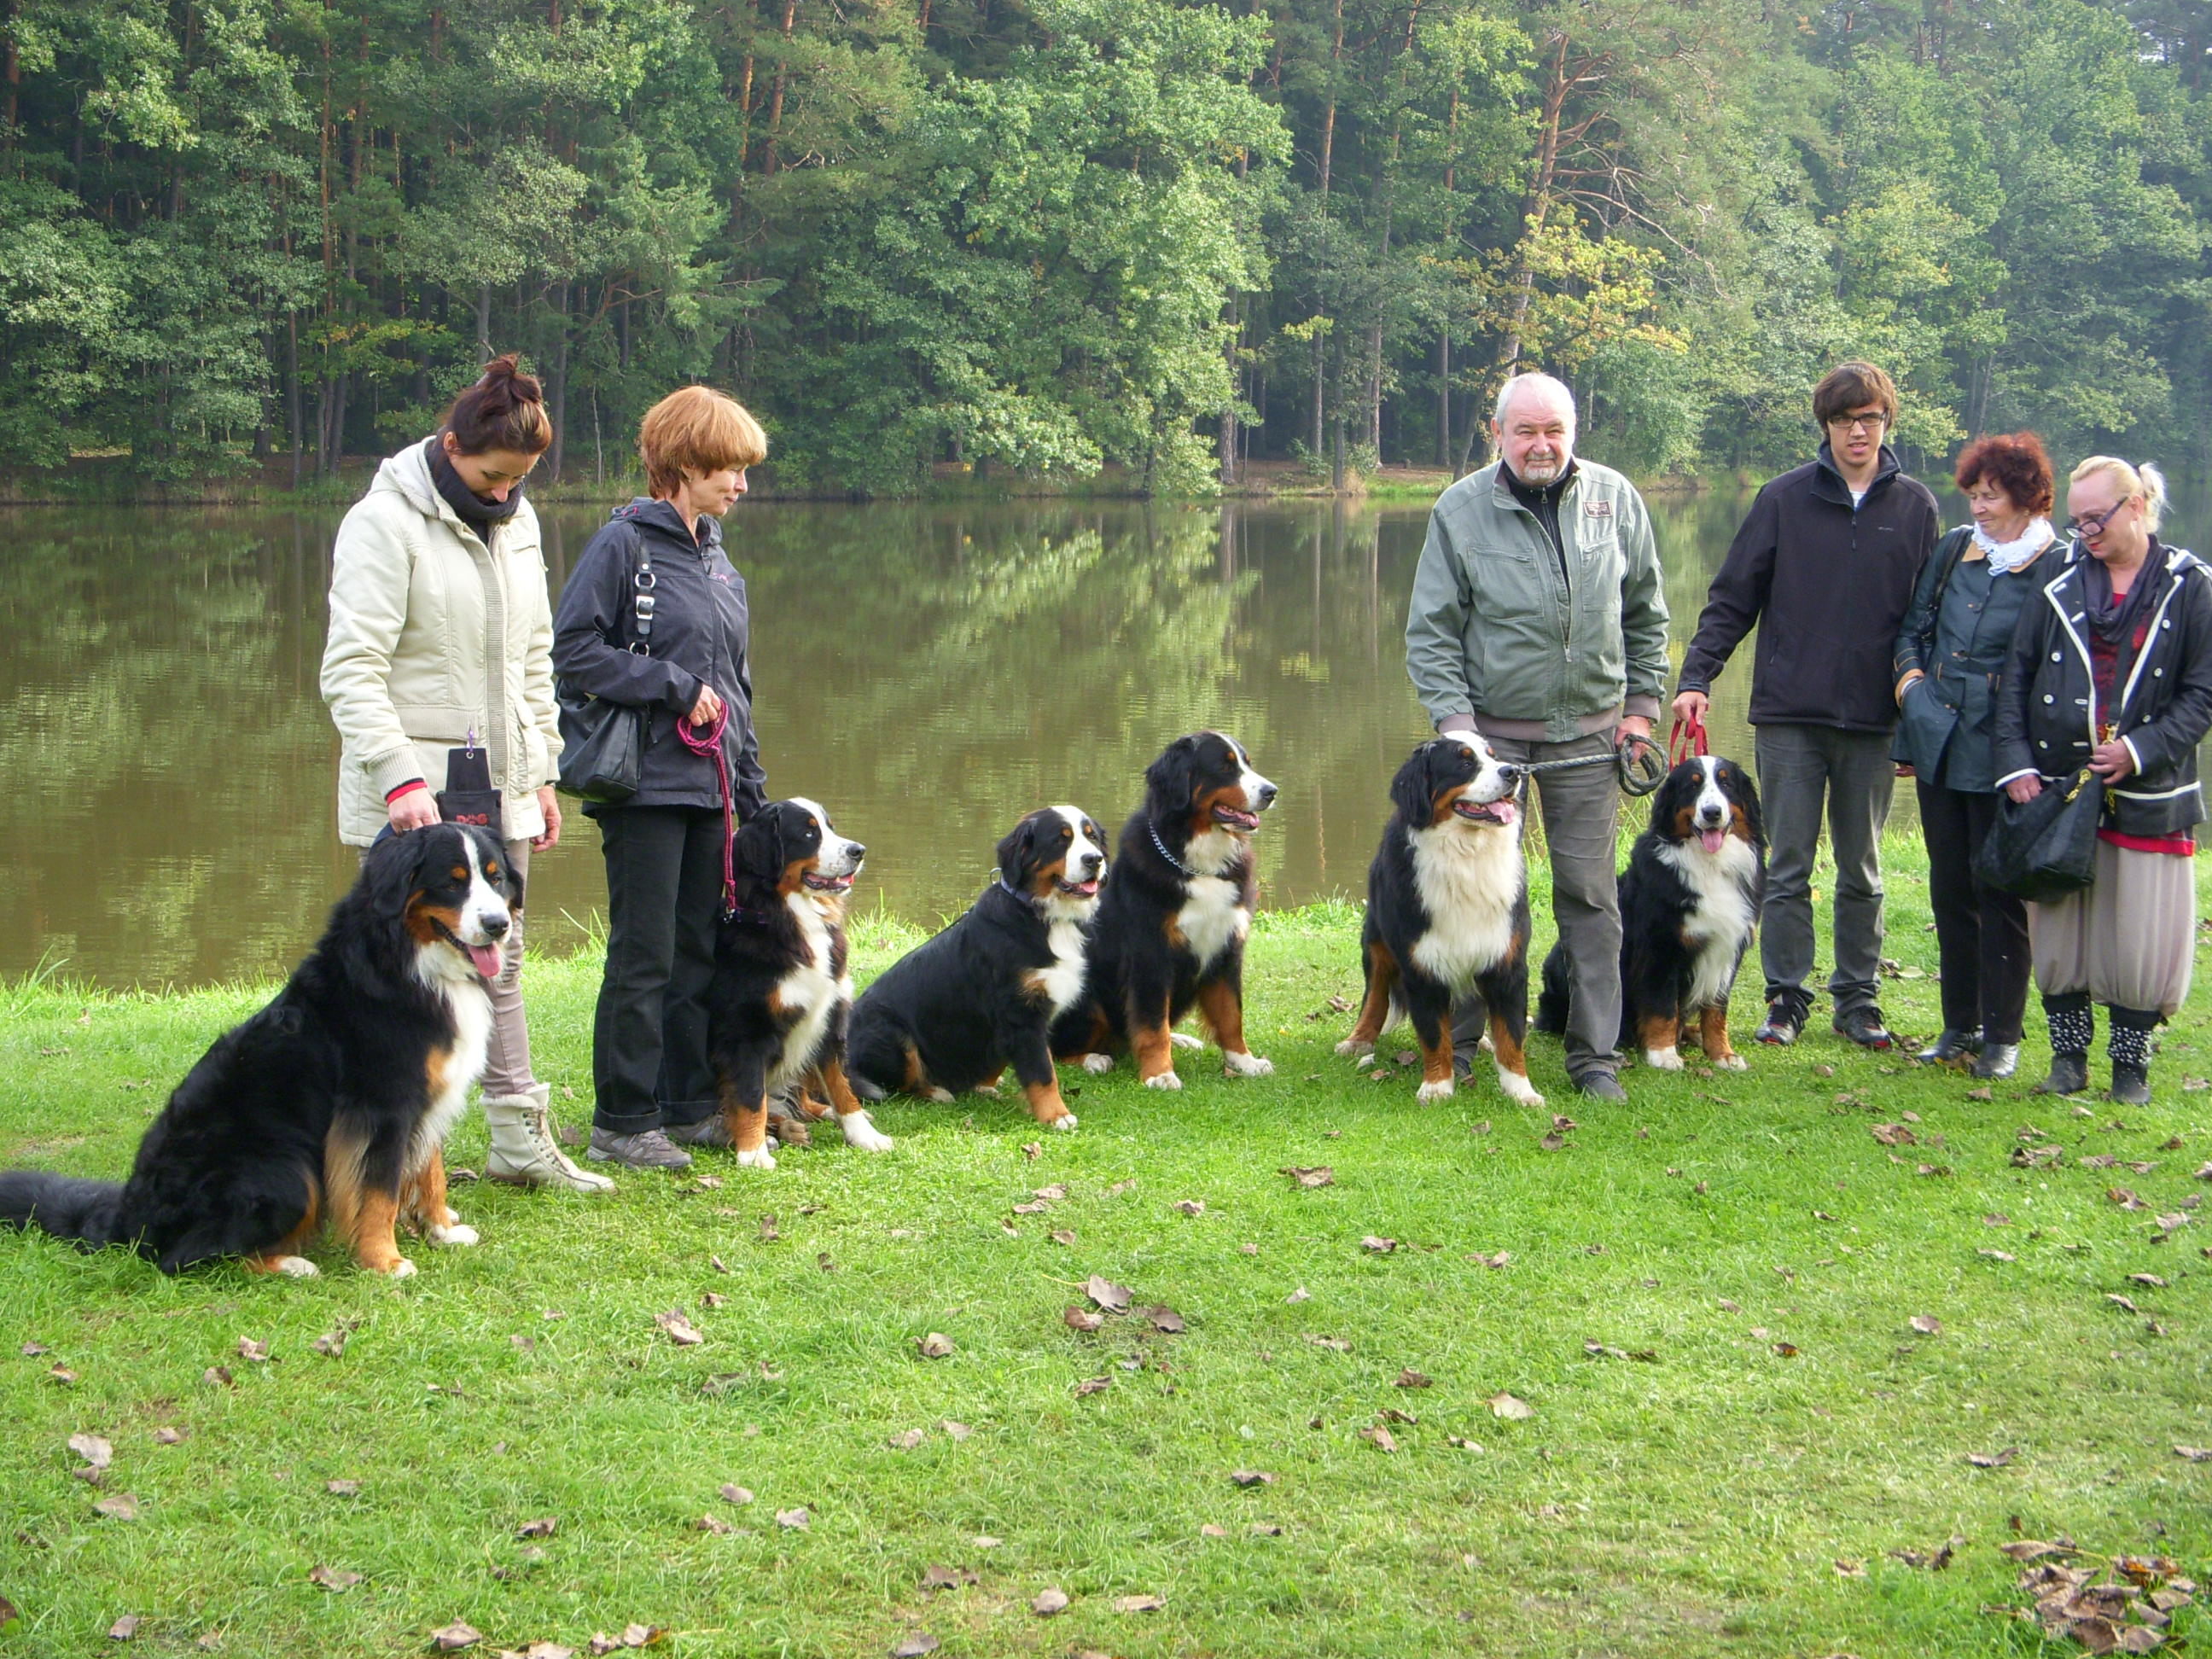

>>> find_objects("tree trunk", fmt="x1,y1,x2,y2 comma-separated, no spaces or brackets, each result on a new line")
548,279,570,482
476,282,492,358
287,310,304,489
1436,331,1451,469
1218,299,1238,486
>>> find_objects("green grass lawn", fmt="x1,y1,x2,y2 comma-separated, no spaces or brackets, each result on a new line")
1,844,2209,1658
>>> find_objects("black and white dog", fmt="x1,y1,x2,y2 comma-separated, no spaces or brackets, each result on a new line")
707,797,888,1169
848,806,1106,1129
0,825,513,1276
1051,732,1278,1088
1338,734,1542,1106
1538,755,1765,1071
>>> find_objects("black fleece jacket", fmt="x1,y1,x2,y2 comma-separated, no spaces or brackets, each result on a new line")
550,498,768,818
1677,443,1941,732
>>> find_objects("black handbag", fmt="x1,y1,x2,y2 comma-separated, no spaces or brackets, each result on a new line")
436,735,505,838
556,538,655,803
1974,768,2104,901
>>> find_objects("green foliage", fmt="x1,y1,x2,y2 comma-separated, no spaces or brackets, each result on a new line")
0,0,2207,487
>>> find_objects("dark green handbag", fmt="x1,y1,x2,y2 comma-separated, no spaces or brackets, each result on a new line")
1973,769,2103,901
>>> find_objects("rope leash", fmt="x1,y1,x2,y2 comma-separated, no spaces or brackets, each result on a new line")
677,702,736,917
1511,732,1668,798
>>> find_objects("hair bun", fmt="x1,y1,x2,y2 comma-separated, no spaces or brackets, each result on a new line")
444,354,553,456
477,352,543,404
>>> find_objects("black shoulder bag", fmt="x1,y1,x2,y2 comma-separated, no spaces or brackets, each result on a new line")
1973,766,2103,900
555,538,655,803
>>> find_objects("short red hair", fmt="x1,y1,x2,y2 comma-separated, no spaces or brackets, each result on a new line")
1953,431,2055,517
638,386,768,498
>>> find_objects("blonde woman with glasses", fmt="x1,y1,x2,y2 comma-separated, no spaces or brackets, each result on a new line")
1993,457,2212,1103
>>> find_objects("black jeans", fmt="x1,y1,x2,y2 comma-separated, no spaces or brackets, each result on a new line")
1916,778,2030,1045
591,805,726,1133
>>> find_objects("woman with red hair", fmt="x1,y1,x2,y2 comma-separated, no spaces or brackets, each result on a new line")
1892,432,2060,1080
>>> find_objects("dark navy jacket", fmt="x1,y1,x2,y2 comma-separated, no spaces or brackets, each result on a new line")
550,498,768,818
1891,526,2057,793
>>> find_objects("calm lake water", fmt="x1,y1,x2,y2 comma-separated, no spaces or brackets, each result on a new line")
4,479,2205,987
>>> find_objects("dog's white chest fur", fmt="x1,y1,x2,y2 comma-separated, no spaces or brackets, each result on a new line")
1407,822,1522,987
410,958,492,1165
773,893,848,1084
1176,875,1249,971
1656,836,1758,1011
1033,917,1090,1015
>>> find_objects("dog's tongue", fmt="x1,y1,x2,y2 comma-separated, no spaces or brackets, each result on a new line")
1493,800,1518,829
1699,827,1727,854
468,942,504,980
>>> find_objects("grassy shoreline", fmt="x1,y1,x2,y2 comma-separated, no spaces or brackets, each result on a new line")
2,854,2209,1658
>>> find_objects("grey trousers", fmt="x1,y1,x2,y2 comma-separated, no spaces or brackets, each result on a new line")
1755,723,1894,1015
361,836,535,1096
1451,731,1622,1078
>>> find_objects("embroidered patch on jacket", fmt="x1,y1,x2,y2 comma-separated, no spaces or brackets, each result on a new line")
1584,500,1614,519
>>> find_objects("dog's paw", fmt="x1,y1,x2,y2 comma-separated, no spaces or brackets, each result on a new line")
1643,1046,1685,1072
736,1145,779,1171
1498,1068,1545,1108
923,1086,956,1104
1223,1051,1273,1078
1170,1032,1204,1051
1048,1111,1080,1132
1080,1053,1115,1075
385,1257,418,1279
972,1082,1002,1097
840,1112,895,1153
275,1255,319,1278
1714,1051,1749,1072
427,1222,480,1248
1415,1077,1455,1104
1334,1038,1373,1059
1142,1070,1184,1091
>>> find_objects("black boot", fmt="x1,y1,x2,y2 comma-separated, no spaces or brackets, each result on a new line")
1916,1027,1982,1065
2108,1007,2159,1107
2034,993,2092,1096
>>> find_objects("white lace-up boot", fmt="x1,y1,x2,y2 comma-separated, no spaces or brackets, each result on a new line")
486,1085,616,1192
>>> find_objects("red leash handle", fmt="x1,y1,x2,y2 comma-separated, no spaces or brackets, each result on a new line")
677,701,736,916
1668,711,1708,768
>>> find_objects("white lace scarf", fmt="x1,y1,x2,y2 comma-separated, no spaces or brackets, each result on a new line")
1974,516,2055,576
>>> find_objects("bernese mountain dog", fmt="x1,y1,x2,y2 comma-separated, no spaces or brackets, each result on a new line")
1537,754,1765,1071
1336,734,1543,1106
1051,731,1278,1089
0,824,514,1277
706,796,889,1169
847,805,1106,1129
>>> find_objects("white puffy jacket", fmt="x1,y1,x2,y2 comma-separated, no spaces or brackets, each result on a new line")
321,439,562,847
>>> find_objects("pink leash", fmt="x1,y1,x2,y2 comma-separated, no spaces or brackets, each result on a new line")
677,703,736,917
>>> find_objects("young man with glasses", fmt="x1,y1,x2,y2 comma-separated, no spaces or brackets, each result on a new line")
1672,361,1941,1051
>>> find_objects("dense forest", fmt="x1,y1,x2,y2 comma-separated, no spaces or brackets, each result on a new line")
2,0,2207,493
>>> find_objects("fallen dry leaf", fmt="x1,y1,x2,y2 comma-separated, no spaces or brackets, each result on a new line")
1231,1469,1276,1487
1717,1298,1742,1313
1050,1229,1076,1247
919,1563,975,1592
888,1429,927,1450
1487,1392,1532,1420
1173,1199,1206,1216
1968,1447,2019,1469
719,1483,754,1505
1981,1249,2017,1262
108,1615,140,1640
1031,1588,1070,1616
311,1327,349,1359
1538,1133,1569,1151
1074,1376,1111,1397
1359,1424,1399,1452
1084,1275,1132,1313
1871,1123,1918,1146
1910,1315,1943,1336
516,1516,558,1539
68,1432,112,1470
92,1493,139,1521
1063,1307,1104,1332
1305,1334,1350,1352
2130,1273,2170,1289
655,1310,704,1347
775,1506,810,1529
327,1479,361,1496
695,1513,733,1535
2174,1446,2212,1462
1360,1235,1398,1254
917,1331,955,1359
1284,1286,1310,1304
1114,1594,1165,1614
1999,1540,2073,1562
308,1565,363,1592
1835,1557,1866,1578
236,1337,270,1364
1140,1306,1185,1334
201,1366,230,1388
699,1292,727,1310
2107,1294,2142,1315
709,1254,730,1274
1280,1166,1335,1189
1395,1368,1433,1388
432,1622,483,1650
1010,1200,1050,1215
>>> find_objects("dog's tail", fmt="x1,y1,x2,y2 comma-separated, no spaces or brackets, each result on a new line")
0,1171,126,1250
1532,941,1571,1036
847,1071,887,1103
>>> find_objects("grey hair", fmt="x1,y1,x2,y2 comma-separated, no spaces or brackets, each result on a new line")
2071,455,2168,535
1493,372,1577,428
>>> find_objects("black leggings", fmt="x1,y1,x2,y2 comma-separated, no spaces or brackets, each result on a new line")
1916,778,2030,1045
591,805,727,1133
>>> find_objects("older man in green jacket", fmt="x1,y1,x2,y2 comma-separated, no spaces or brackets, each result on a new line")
1405,372,1670,1100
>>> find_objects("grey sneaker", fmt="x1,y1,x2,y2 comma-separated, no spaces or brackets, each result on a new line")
665,1115,736,1149
586,1126,693,1170
1831,1005,1895,1051
1572,1071,1627,1103
1754,994,1809,1046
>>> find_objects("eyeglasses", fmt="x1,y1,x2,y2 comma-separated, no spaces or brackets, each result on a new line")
2068,498,2134,540
1825,411,1887,435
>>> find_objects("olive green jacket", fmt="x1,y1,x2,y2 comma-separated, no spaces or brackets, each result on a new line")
1405,458,1669,742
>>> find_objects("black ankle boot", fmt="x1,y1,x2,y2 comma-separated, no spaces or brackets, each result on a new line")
2108,1008,2158,1106
1916,1027,1982,1065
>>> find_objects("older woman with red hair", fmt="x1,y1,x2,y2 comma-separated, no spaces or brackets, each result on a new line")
1892,432,2060,1080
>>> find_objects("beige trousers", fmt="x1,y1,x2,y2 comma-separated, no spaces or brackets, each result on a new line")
2029,839,2196,1016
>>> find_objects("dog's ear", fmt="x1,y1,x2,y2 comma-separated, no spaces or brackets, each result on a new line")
360,824,434,917
482,829,524,909
995,814,1039,889
1145,735,1202,811
735,808,786,881
1726,763,1766,848
1390,743,1441,825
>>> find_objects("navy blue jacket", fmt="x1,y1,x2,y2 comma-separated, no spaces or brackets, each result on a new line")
551,499,768,818
1891,526,2058,792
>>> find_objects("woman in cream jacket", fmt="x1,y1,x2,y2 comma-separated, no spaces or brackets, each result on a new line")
320,356,609,1193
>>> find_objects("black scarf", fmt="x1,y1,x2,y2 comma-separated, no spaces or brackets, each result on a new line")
426,436,523,539
2081,538,2166,649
